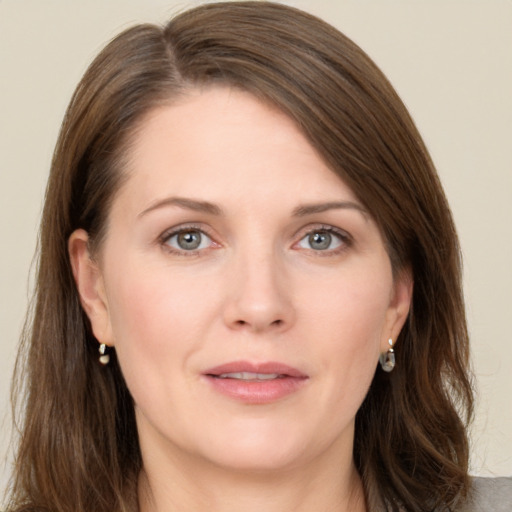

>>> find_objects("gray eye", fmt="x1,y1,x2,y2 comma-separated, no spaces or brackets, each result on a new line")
297,229,344,251
166,229,211,251
177,231,202,250
308,231,332,250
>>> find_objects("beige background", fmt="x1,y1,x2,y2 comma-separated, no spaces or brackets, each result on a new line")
1,0,511,493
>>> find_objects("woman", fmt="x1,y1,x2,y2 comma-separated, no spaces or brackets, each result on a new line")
6,2,510,511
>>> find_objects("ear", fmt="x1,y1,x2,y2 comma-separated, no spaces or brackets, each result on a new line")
68,229,115,347
381,267,413,352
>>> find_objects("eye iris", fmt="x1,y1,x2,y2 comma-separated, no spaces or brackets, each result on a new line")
177,231,202,250
309,231,331,250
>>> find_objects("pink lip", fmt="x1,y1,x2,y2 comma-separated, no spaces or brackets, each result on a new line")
202,361,309,404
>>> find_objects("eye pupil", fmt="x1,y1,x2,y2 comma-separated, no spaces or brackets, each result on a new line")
309,231,331,250
177,230,202,250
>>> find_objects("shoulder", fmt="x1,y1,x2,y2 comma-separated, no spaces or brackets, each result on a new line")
457,476,512,511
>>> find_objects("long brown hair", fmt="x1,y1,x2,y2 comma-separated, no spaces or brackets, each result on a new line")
7,2,473,511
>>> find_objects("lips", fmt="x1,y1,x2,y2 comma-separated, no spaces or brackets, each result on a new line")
217,372,282,381
203,361,308,404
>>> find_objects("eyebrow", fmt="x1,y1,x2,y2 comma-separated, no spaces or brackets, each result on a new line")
292,201,369,218
138,196,368,219
138,197,223,218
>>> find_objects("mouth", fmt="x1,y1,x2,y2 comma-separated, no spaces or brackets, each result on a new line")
215,372,286,381
203,361,308,404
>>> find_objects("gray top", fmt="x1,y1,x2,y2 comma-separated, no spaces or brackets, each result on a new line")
458,477,512,511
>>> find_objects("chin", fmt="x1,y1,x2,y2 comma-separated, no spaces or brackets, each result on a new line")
204,444,306,474
193,419,320,473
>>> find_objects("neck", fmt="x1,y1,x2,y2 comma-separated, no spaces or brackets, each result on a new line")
138,444,366,512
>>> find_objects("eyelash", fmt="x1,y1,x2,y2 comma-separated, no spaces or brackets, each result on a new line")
294,224,352,256
158,223,352,256
159,224,217,256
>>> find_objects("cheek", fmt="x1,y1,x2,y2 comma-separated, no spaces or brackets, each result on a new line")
102,265,220,434
107,258,213,335
298,264,392,392
302,265,392,345
103,259,221,389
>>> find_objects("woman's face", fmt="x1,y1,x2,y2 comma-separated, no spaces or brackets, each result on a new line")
71,87,411,473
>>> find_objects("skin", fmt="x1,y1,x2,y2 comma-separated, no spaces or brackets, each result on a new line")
69,87,412,512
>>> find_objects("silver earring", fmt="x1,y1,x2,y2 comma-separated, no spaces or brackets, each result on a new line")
99,343,110,365
379,338,395,372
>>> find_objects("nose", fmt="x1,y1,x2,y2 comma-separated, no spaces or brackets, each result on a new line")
223,249,295,334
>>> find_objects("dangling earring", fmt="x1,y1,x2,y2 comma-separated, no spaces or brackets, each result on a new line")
379,338,395,372
98,343,110,365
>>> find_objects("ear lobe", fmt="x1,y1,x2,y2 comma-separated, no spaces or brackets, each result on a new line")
383,268,413,350
68,229,114,346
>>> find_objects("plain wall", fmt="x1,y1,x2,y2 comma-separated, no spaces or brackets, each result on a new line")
1,0,511,493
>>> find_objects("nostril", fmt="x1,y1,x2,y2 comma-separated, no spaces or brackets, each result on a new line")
232,318,284,330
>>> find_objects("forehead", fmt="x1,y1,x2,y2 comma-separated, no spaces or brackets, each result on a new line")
120,86,359,211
